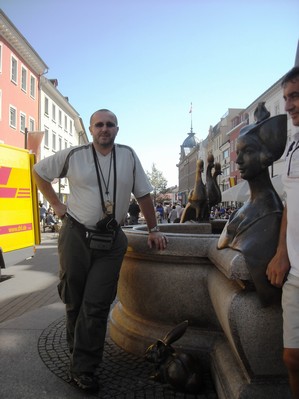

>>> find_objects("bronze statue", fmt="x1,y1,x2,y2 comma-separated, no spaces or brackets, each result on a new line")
206,153,222,208
180,155,222,223
218,104,287,306
145,320,202,393
180,160,208,222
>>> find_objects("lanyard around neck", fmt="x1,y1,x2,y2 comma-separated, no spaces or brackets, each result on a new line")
92,144,117,216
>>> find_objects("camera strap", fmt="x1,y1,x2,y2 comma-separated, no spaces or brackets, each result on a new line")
91,144,117,217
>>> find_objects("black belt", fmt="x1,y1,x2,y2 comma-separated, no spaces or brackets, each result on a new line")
65,213,87,231
65,213,120,234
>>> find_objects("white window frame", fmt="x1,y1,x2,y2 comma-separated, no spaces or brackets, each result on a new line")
223,149,229,160
29,117,35,131
11,55,18,84
21,65,27,92
30,75,36,99
64,115,67,131
9,105,17,129
44,97,49,116
44,127,49,147
20,112,26,133
52,103,56,122
52,131,56,151
58,109,62,126
223,166,230,177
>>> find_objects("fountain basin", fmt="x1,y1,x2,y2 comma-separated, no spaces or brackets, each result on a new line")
109,224,289,399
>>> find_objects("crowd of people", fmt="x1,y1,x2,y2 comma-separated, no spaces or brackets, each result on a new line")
126,200,239,226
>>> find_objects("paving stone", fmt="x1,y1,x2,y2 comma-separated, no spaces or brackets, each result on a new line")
38,316,218,398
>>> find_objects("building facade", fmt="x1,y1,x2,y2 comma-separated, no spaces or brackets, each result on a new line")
39,76,88,203
177,78,296,204
0,10,89,206
0,10,48,147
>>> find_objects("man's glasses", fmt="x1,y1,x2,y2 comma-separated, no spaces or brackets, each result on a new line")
92,122,117,129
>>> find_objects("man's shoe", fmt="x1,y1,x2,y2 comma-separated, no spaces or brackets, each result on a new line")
71,372,99,393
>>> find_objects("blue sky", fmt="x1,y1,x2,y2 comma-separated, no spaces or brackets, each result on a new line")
1,0,298,186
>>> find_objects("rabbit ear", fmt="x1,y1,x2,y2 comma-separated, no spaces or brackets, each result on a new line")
162,320,188,345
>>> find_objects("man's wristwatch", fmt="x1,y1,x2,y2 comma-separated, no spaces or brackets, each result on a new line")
148,226,160,233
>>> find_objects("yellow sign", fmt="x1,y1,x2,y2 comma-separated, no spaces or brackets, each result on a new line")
0,144,40,254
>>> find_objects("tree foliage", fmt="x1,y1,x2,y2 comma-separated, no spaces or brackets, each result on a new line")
146,163,168,205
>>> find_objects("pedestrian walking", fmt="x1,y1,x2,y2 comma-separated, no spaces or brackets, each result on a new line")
168,205,178,223
128,198,140,225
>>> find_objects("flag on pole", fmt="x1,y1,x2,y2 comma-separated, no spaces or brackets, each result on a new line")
189,103,193,113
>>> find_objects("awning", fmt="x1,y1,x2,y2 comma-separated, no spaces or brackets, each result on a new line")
221,181,249,202
221,175,285,203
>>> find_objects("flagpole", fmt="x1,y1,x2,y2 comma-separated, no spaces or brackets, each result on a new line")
189,102,193,133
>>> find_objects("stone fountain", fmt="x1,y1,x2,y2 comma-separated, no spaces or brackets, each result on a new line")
109,110,290,398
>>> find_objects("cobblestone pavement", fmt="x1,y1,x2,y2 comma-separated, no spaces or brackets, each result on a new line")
39,317,218,398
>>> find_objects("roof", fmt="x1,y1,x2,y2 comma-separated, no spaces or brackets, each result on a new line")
181,131,199,148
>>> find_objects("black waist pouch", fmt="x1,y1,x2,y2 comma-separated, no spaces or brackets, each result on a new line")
87,231,116,251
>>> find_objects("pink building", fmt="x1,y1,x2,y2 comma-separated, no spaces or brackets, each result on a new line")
0,10,48,148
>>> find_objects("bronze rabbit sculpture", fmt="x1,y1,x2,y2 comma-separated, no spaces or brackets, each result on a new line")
144,320,202,393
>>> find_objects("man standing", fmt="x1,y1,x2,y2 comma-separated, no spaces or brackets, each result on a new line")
267,66,299,398
128,198,140,225
39,202,47,223
33,109,168,393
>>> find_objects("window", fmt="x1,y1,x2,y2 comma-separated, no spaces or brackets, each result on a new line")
29,117,35,131
20,112,26,132
64,115,67,131
59,136,62,150
9,106,17,128
58,110,62,126
21,66,27,92
223,167,230,177
69,120,73,135
44,97,49,115
223,149,229,159
52,104,56,122
64,140,68,149
44,127,49,147
30,75,36,98
232,116,240,128
52,131,56,151
11,56,18,84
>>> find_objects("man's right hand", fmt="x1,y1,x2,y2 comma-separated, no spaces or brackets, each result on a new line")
266,252,290,287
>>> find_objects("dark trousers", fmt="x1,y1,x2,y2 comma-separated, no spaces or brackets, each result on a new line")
57,217,128,374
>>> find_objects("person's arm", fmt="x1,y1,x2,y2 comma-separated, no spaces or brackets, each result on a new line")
137,194,168,250
266,205,290,287
32,169,67,219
